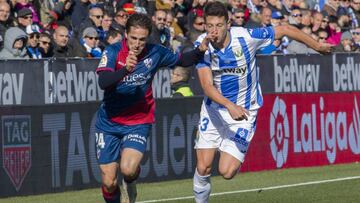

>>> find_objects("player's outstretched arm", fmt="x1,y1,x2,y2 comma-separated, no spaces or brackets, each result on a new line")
274,24,332,54
198,67,249,121
176,34,214,67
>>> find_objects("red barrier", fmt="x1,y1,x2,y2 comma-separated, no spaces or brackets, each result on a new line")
242,92,360,172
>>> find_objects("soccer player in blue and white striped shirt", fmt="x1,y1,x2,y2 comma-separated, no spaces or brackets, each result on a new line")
193,2,332,203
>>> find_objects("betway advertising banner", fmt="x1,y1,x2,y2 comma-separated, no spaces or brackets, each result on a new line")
1,53,360,106
242,92,360,171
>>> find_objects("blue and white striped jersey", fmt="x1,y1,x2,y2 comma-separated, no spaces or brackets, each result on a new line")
195,26,274,110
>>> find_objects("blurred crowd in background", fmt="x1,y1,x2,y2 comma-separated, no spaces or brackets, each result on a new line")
0,0,360,59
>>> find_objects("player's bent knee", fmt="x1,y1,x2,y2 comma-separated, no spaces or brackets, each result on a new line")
196,164,212,176
219,168,237,180
221,172,236,180
102,176,118,190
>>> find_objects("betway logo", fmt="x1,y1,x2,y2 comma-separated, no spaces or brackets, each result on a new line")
213,67,247,75
44,64,103,104
333,55,360,91
0,73,24,105
270,95,360,168
274,57,320,93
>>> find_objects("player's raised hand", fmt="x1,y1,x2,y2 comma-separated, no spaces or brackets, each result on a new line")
198,31,216,52
126,51,137,72
226,103,250,121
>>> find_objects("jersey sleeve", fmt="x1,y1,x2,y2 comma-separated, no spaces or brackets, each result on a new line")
96,45,118,73
247,26,275,50
194,33,211,69
158,46,179,68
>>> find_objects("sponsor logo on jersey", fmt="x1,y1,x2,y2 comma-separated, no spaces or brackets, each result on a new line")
2,115,32,191
213,67,247,75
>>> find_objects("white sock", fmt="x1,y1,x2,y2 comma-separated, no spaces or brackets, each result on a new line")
193,168,211,203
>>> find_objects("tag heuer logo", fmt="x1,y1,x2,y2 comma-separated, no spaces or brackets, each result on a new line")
2,115,32,191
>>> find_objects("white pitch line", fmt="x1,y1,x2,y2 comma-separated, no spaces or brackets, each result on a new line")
137,175,360,203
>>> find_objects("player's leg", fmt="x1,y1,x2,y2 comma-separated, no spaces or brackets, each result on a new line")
194,148,217,203
218,152,241,179
218,109,258,180
100,163,121,203
119,124,151,203
120,148,142,203
194,103,223,203
96,131,122,203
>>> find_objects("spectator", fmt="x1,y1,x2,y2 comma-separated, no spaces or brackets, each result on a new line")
16,8,33,31
317,28,329,43
38,32,53,57
77,6,104,39
301,9,312,27
281,0,293,16
15,0,40,25
246,6,271,28
25,24,42,58
102,10,113,32
52,25,73,57
0,2,11,50
289,7,302,26
0,27,28,59
41,0,73,30
311,11,323,32
170,66,194,97
166,11,184,37
104,28,122,46
267,0,283,12
112,8,128,32
350,0,360,28
323,0,340,17
351,27,360,50
148,9,171,47
327,16,342,45
186,14,205,43
334,31,355,52
287,26,318,54
71,0,90,29
72,26,102,58
231,8,246,27
320,14,329,29
260,7,272,26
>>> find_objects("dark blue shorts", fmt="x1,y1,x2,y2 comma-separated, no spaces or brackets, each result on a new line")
95,123,151,164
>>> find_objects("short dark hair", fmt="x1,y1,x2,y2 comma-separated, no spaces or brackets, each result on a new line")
204,1,229,22
126,13,152,34
106,28,122,41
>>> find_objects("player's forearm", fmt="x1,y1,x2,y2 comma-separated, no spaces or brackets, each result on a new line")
97,69,128,90
176,47,205,67
202,84,234,108
275,25,319,51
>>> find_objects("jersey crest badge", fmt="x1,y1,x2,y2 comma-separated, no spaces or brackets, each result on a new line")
234,49,243,58
144,58,153,69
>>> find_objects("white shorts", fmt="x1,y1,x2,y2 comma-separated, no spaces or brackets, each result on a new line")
195,101,258,162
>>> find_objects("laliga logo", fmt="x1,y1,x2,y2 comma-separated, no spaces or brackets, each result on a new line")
270,97,290,168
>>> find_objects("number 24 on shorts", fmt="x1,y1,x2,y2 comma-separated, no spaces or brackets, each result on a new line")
95,133,105,149
200,117,209,131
